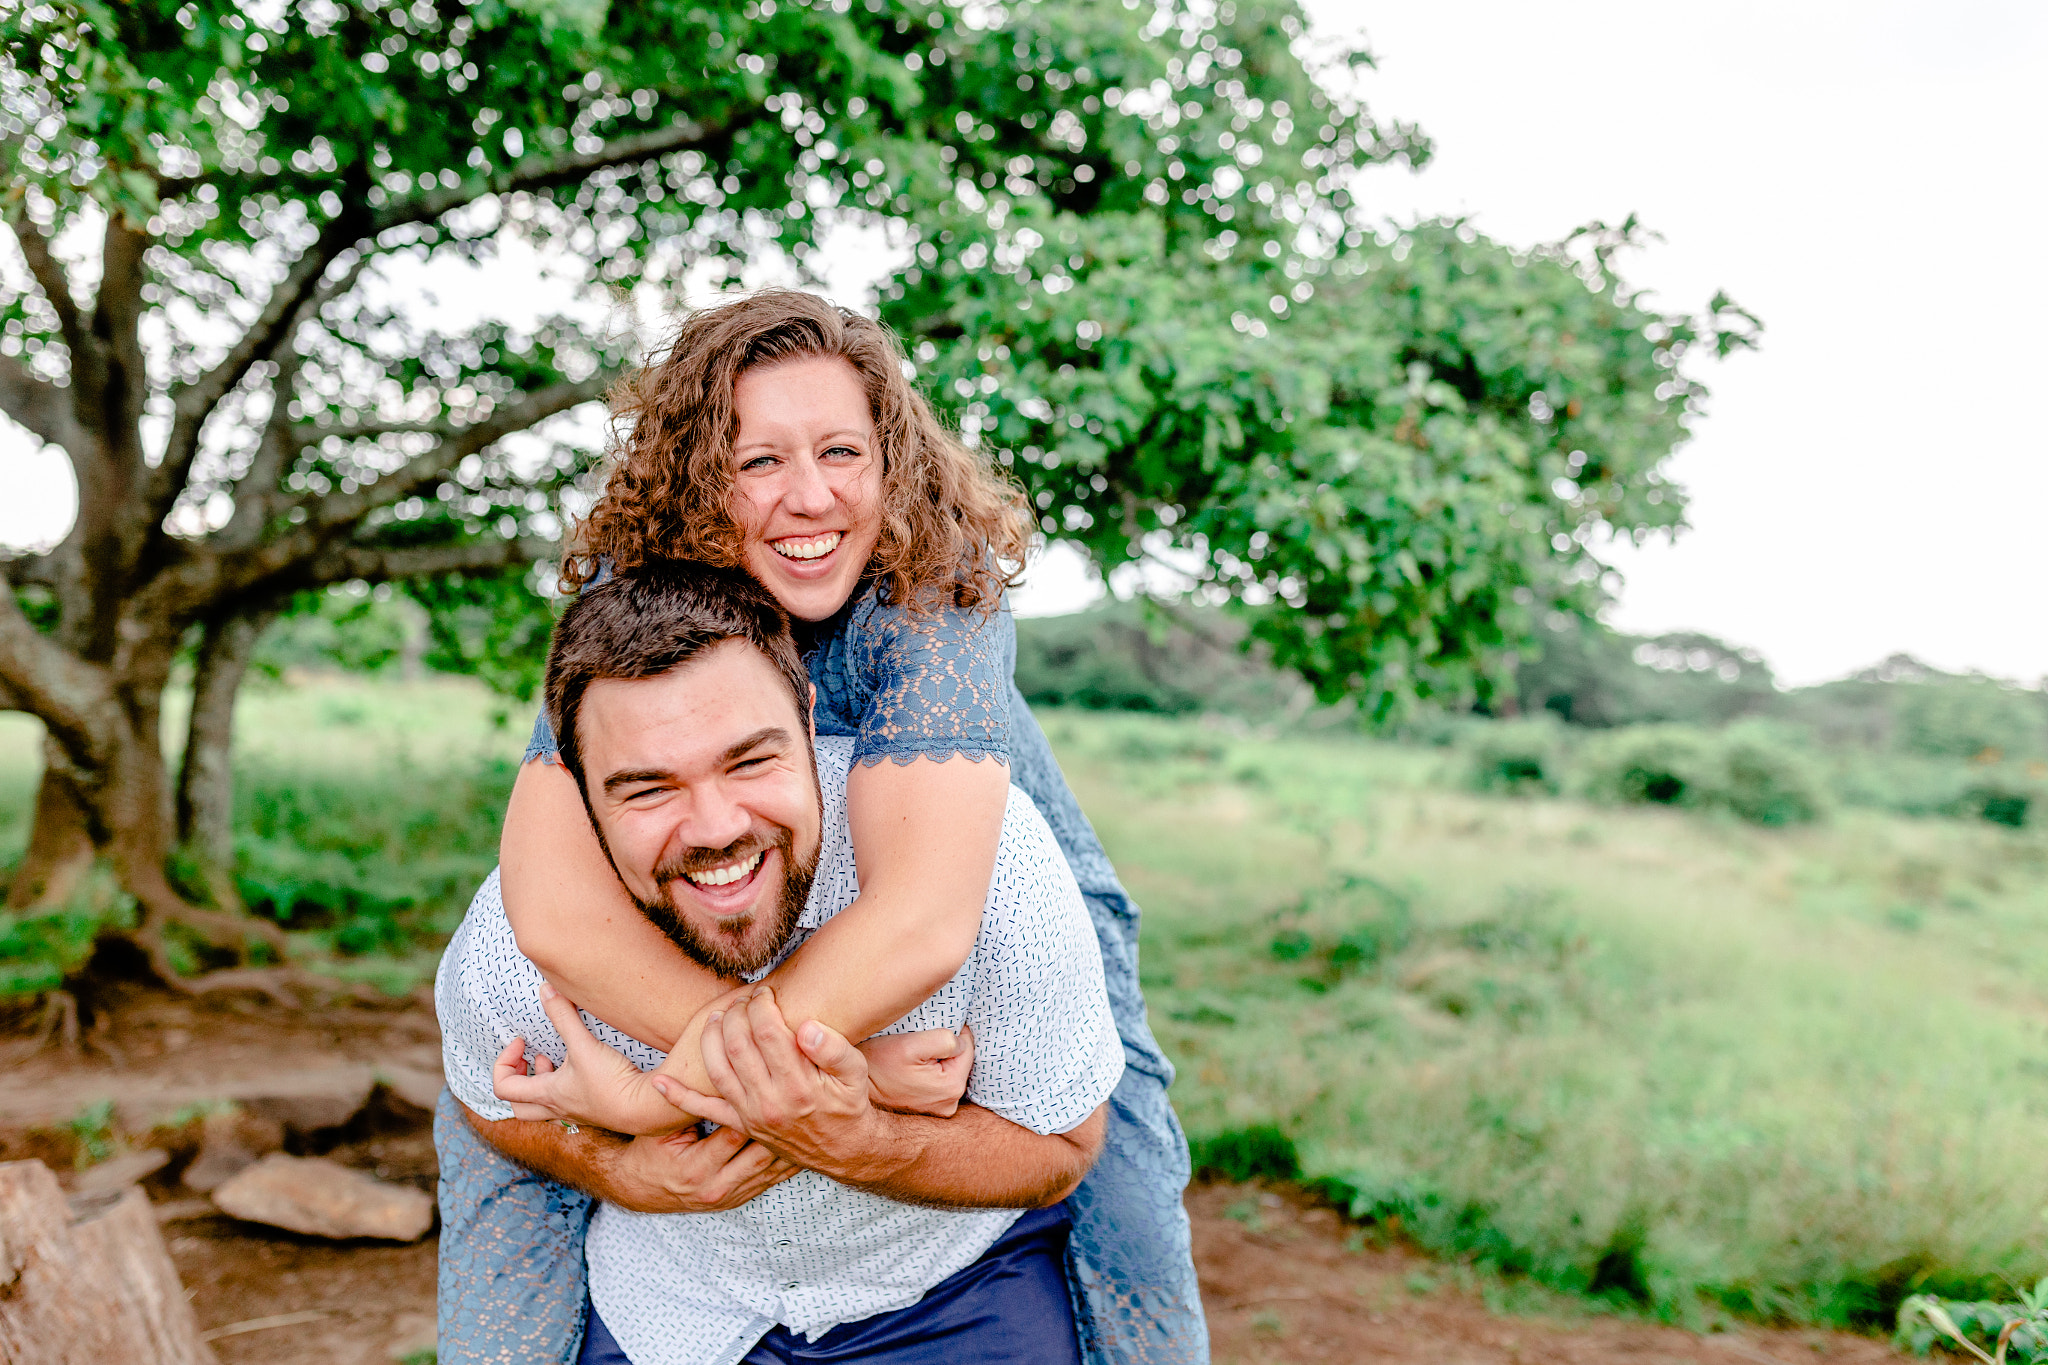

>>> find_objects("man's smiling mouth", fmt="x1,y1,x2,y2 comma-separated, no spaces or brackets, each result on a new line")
771,532,841,562
685,850,764,887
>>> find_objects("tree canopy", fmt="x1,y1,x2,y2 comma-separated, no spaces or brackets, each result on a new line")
0,0,1747,990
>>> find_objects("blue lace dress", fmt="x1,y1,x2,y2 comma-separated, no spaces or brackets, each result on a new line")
433,589,1208,1365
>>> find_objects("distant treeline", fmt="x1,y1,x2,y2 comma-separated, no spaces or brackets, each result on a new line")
1014,604,2048,829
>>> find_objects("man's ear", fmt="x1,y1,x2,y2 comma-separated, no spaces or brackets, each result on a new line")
806,682,817,741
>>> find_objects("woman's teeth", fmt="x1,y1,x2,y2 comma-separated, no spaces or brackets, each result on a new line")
773,532,841,562
686,851,764,887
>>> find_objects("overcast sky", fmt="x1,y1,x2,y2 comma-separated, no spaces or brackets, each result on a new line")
4,1,2041,686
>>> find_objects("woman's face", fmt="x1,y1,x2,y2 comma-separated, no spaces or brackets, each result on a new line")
729,355,884,623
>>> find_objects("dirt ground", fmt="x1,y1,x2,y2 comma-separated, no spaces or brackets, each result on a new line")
3,985,1910,1365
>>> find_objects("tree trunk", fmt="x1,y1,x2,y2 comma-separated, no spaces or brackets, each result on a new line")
0,1160,220,1365
175,606,274,908
5,751,95,912
97,690,289,985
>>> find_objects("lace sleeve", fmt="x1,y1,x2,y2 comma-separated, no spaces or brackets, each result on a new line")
523,707,560,765
840,595,1013,768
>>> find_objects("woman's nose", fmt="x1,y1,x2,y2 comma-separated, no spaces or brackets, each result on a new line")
781,454,837,517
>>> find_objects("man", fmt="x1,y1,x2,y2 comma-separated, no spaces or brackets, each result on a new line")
436,564,1125,1365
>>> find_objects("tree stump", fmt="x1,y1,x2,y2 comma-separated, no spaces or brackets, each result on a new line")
0,1160,217,1365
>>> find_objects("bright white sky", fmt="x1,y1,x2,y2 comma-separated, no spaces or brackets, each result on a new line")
4,0,2042,686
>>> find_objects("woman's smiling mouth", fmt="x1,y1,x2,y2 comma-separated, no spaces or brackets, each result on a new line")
771,531,842,562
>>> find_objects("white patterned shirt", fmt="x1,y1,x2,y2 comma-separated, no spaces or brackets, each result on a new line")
437,737,1124,1365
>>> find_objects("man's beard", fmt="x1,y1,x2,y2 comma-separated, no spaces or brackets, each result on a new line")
632,829,817,976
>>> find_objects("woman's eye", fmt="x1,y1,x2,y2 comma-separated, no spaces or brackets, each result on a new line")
821,444,864,461
739,454,778,472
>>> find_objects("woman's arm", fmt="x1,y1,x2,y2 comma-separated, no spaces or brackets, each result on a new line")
500,750,1008,1097
500,757,722,1049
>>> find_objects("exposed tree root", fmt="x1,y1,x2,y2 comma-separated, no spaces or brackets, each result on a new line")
31,989,80,1051
172,962,388,1007
153,900,290,956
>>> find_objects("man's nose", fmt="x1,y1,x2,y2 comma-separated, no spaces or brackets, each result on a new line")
781,452,837,518
683,786,754,852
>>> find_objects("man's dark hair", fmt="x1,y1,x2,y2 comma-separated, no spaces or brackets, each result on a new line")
543,562,811,792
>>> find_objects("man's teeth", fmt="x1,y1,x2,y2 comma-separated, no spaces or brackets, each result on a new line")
773,532,841,561
686,851,764,887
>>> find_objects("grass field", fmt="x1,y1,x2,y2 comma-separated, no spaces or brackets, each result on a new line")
4,677,2048,1327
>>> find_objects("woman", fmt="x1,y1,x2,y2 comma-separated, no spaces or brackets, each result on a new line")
435,291,1206,1365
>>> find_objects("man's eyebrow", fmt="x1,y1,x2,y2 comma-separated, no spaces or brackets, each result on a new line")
602,767,674,795
721,726,793,764
599,729,792,793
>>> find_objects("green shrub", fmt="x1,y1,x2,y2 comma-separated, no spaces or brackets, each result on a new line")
1715,725,1827,826
1014,602,1304,719
1957,780,2036,830
1190,1124,1301,1182
1576,724,1824,826
1462,718,1566,795
1266,872,1415,990
1578,725,1718,808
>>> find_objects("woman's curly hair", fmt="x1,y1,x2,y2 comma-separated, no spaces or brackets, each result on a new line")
563,290,1030,612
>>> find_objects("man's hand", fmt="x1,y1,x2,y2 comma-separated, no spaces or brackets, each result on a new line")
491,981,705,1136
861,1027,974,1117
650,986,898,1184
606,1125,803,1214
462,1102,799,1214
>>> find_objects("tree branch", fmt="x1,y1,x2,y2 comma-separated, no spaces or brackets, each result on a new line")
307,534,550,588
287,414,464,450
0,355,83,453
0,585,112,761
303,374,610,533
160,115,737,525
379,117,744,231
159,212,372,514
7,213,86,363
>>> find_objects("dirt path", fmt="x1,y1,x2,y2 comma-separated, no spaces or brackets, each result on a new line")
4,990,1910,1365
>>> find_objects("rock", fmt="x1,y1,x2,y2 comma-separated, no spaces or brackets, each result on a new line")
237,1066,376,1139
71,1149,170,1198
210,1155,433,1242
373,1062,443,1117
182,1111,284,1194
150,1199,216,1224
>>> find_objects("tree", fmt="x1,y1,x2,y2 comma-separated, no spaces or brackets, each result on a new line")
901,212,1756,719
0,0,1424,992
0,0,1747,996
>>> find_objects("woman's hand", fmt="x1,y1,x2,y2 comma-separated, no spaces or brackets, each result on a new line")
607,1127,803,1215
859,1027,975,1117
491,981,707,1136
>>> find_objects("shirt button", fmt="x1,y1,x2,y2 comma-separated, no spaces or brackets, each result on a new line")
774,1240,792,1248
784,1282,800,1291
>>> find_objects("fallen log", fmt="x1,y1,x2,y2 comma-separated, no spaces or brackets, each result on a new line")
0,1160,217,1365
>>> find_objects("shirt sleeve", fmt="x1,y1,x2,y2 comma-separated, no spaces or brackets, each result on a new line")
845,596,1013,769
435,870,538,1121
524,708,559,765
435,870,667,1120
958,790,1125,1135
